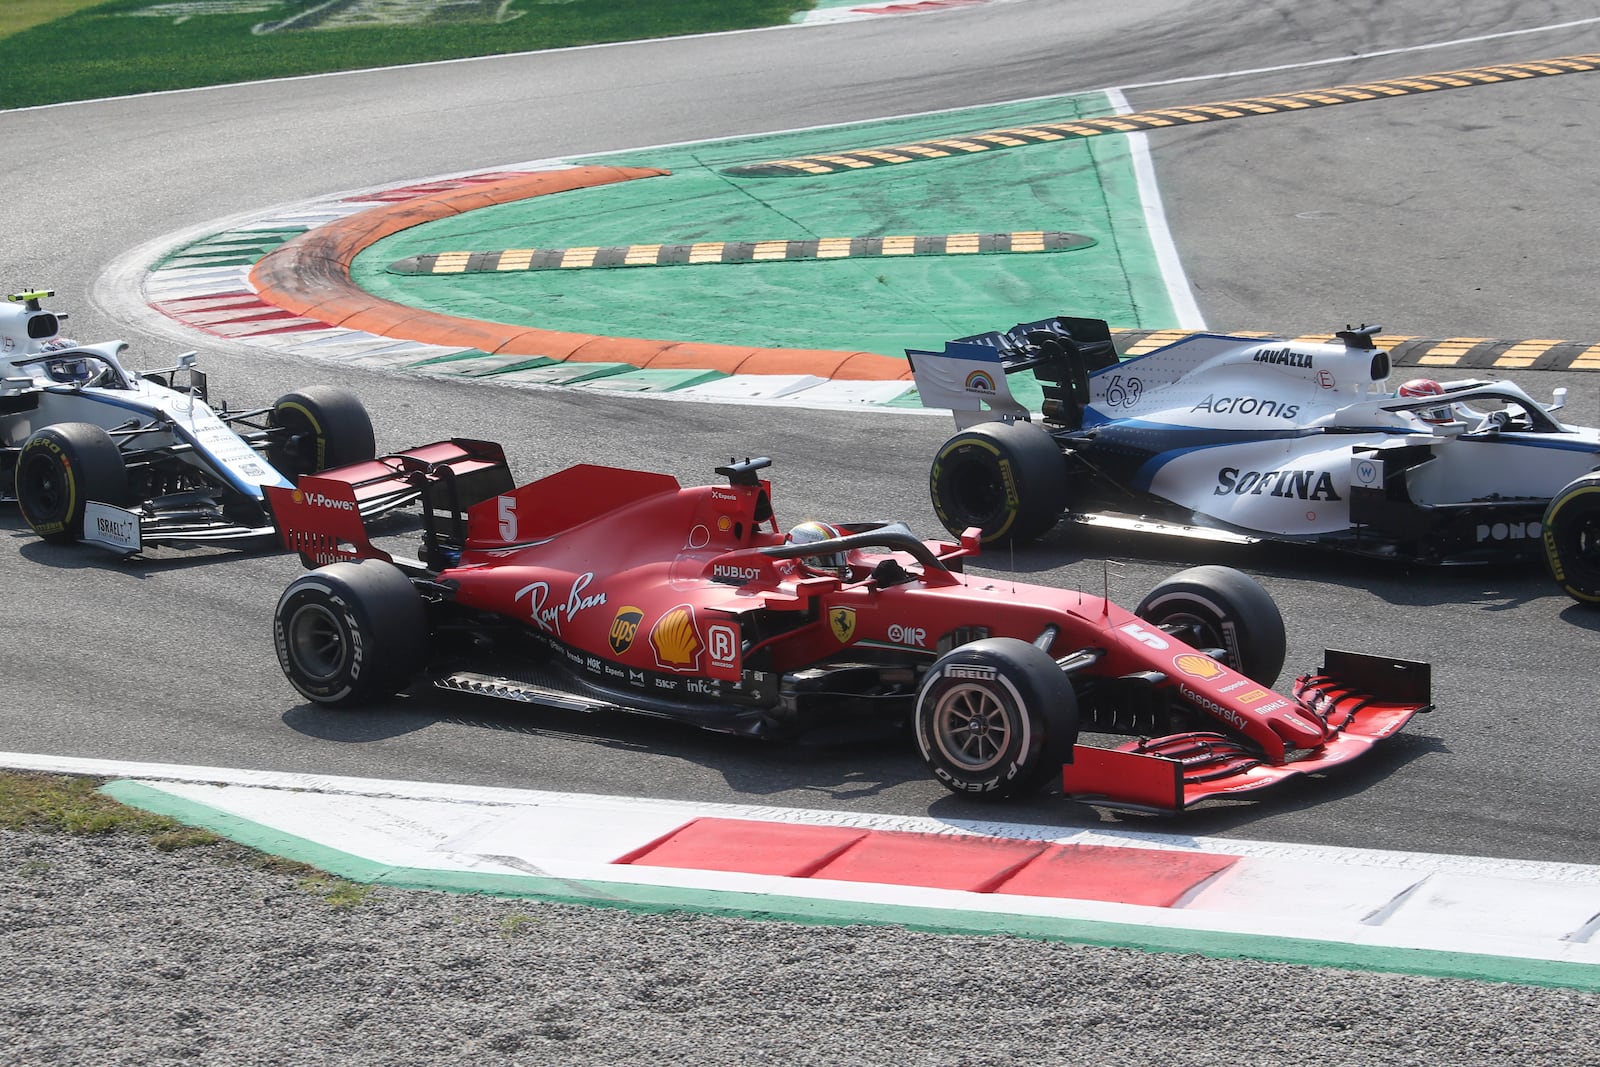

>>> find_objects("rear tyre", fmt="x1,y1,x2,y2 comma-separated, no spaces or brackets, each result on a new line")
1542,473,1600,604
914,637,1078,801
1136,565,1286,686
15,422,129,544
274,560,427,706
929,419,1068,545
268,386,376,480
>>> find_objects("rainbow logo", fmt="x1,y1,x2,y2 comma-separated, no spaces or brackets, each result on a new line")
964,370,996,395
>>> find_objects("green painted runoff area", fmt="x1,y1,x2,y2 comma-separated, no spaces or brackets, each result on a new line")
350,94,1180,365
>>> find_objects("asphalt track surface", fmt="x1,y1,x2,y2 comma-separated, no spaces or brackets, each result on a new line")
6,0,1600,876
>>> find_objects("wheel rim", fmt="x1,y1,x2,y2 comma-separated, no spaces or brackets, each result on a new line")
1567,514,1600,578
1156,611,1229,663
271,406,322,477
943,454,1006,526
18,452,67,522
286,602,348,683
931,683,1011,772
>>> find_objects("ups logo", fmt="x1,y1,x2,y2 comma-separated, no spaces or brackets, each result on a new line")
609,606,644,655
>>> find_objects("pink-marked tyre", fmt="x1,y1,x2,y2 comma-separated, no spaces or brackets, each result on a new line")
274,560,427,706
914,637,1078,801
1136,565,1286,686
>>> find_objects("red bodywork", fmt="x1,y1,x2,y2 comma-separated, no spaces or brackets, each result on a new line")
265,442,1431,812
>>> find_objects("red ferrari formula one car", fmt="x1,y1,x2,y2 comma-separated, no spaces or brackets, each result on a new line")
264,443,1432,811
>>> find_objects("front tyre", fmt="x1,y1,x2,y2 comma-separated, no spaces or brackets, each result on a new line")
274,560,427,706
1542,473,1600,604
929,419,1068,545
1136,565,1286,686
268,386,377,480
16,423,129,544
914,637,1078,801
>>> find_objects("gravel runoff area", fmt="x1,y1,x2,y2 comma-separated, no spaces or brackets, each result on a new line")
4,829,1598,1066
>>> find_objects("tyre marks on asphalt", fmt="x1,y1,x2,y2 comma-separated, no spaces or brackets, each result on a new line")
722,55,1600,177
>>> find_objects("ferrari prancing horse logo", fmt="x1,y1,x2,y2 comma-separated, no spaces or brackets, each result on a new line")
829,606,857,644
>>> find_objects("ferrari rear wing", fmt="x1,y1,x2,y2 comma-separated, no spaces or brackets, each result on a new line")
264,439,513,569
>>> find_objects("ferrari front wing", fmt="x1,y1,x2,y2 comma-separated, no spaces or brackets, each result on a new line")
1060,650,1431,812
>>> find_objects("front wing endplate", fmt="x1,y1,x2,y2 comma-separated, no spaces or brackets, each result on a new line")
1061,649,1432,812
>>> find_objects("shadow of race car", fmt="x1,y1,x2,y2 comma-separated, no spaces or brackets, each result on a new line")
909,316,1600,604
263,443,1432,811
1,290,405,552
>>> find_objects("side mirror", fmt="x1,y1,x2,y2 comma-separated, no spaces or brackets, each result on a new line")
1551,386,1568,412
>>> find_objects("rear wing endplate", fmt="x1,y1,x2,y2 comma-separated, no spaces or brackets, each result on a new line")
906,339,1030,429
264,439,513,568
907,315,1117,429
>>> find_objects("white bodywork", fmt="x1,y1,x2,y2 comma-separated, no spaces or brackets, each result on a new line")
2,292,292,551
913,327,1600,547
3,355,287,490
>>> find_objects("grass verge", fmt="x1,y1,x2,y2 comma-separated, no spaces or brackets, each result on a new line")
0,769,375,907
0,0,106,38
1,0,810,109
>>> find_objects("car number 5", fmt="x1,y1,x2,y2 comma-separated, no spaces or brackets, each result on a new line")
1118,621,1169,649
498,495,517,541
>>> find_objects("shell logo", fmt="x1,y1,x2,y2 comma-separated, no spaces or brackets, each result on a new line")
292,489,304,504
650,604,702,672
1172,653,1225,679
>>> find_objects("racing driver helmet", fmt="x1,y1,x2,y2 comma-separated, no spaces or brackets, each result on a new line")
43,356,94,384
787,520,849,577
1398,378,1454,424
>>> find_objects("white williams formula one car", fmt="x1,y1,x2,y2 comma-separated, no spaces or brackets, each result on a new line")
1,290,396,553
909,316,1600,604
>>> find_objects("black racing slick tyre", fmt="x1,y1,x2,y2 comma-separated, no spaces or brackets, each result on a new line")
1542,473,1600,605
274,560,428,706
914,638,1078,801
15,422,129,544
1135,565,1287,687
268,386,377,481
929,419,1068,545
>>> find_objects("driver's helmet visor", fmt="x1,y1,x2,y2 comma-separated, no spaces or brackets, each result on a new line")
45,358,94,383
